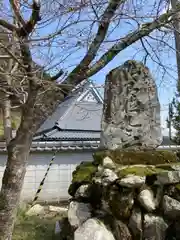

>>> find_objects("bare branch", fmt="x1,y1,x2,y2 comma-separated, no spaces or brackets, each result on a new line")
18,0,41,37
0,55,12,59
9,0,26,26
86,4,180,78
64,0,126,86
50,69,64,81
0,42,24,67
0,19,18,32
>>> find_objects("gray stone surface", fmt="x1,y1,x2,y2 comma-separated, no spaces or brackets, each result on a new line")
74,218,115,240
75,184,90,198
155,171,180,185
163,195,180,219
128,208,142,238
26,204,45,216
68,201,91,228
138,188,156,212
113,220,133,240
100,60,162,150
143,214,168,240
102,156,116,169
118,174,145,188
101,169,118,185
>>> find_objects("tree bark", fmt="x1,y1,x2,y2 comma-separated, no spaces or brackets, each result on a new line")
0,2,49,236
2,97,12,145
0,76,38,239
0,136,32,239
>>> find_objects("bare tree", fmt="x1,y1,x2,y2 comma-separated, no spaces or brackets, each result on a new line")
0,0,179,239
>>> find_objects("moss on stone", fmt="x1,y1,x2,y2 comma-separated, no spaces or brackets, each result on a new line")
68,161,97,197
71,161,97,183
175,184,180,191
117,166,167,178
93,150,177,165
156,163,180,171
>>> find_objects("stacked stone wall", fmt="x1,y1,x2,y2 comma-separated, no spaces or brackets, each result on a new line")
59,150,180,240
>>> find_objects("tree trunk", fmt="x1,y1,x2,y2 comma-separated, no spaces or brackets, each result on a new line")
0,135,32,240
0,81,37,239
2,97,12,145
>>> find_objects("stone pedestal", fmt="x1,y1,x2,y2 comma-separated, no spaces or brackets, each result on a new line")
57,150,180,240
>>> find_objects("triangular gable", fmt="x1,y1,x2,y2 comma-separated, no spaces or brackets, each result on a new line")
76,81,103,103
55,81,103,131
35,79,103,135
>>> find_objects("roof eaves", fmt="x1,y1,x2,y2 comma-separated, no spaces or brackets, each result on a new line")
34,127,56,137
0,141,179,153
91,83,104,103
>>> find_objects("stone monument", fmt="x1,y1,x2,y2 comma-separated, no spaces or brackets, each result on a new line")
56,61,180,240
100,60,162,150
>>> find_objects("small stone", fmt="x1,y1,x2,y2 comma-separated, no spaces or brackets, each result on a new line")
164,185,180,202
102,156,116,169
98,165,104,173
163,195,180,219
93,177,102,184
102,169,118,185
128,208,142,238
55,220,61,235
143,214,168,240
68,201,91,228
154,171,180,185
168,164,180,171
74,218,115,240
49,206,68,213
118,174,145,188
26,204,45,216
138,188,156,212
75,184,89,198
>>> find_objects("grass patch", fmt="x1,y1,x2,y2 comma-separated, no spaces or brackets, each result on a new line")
13,206,62,240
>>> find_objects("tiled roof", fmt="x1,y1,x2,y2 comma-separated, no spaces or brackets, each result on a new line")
42,129,100,141
0,141,100,152
35,79,103,135
36,94,77,135
55,103,102,131
0,140,179,153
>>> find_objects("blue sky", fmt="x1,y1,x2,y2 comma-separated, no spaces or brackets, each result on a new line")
21,0,178,135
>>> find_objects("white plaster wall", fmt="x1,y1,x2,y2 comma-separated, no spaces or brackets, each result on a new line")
0,151,94,203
